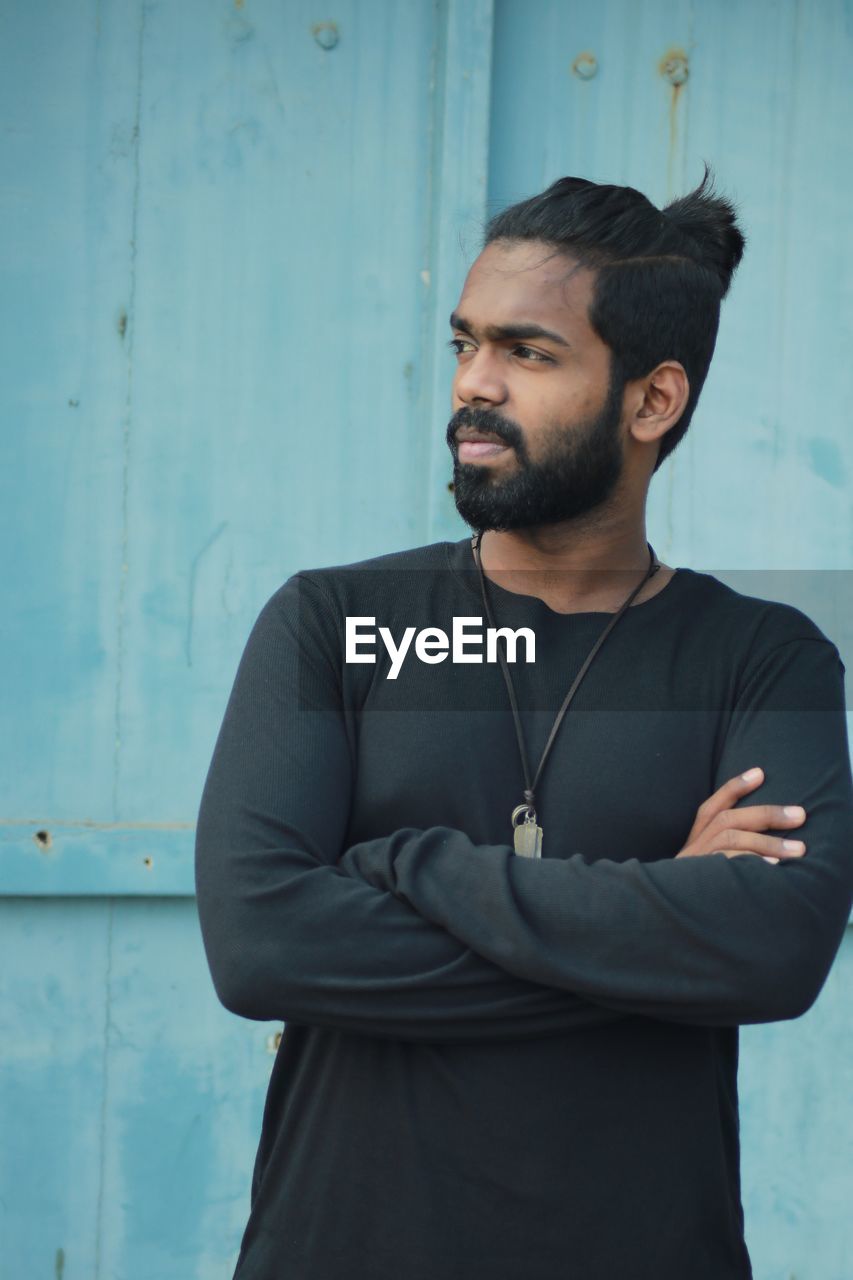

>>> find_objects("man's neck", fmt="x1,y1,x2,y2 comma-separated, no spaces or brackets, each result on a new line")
475,521,673,615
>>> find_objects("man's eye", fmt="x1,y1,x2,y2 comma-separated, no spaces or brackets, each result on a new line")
513,345,551,362
446,339,551,363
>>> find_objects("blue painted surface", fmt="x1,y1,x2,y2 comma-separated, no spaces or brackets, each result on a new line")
0,898,274,1279
1,1,851,1276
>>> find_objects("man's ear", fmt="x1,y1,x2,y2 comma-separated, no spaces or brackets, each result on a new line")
629,361,690,446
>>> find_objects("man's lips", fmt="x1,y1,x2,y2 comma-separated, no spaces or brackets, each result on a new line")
455,431,512,463
458,441,509,460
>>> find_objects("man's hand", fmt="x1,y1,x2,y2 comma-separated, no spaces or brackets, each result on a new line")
675,767,807,865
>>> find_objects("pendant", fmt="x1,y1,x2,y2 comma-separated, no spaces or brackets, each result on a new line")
511,803,543,859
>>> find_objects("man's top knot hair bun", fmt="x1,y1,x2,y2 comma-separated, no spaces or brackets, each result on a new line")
661,161,746,298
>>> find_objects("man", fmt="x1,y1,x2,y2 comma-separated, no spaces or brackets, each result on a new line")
195,166,853,1279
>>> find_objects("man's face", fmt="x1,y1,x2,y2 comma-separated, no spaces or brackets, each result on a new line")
446,239,627,531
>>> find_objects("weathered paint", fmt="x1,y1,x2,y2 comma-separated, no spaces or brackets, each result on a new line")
1,1,851,1276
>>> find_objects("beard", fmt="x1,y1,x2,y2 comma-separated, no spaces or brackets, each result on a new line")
446,368,626,532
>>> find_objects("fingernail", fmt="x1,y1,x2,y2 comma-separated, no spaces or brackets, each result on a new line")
761,856,780,865
742,768,762,782
784,806,805,819
783,840,805,852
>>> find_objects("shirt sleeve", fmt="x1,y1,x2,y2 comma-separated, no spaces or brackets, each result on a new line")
194,575,623,1043
338,635,853,1028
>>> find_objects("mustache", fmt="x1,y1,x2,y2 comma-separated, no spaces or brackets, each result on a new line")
446,407,526,455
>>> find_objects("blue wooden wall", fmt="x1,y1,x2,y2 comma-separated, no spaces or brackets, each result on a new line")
1,2,851,1276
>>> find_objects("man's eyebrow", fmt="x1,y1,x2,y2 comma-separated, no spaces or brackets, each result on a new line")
449,311,571,349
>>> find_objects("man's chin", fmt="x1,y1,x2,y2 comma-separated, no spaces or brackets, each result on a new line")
452,458,517,492
451,489,530,533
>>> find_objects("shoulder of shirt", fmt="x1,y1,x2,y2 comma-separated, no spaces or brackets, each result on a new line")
676,566,842,663
261,539,457,623
296,539,453,578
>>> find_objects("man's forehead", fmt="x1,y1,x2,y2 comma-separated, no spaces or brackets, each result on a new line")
457,241,594,328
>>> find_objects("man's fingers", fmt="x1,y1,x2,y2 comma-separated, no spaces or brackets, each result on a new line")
710,802,807,834
690,768,766,838
682,769,809,859
716,839,806,860
689,769,808,847
679,831,807,861
720,827,807,857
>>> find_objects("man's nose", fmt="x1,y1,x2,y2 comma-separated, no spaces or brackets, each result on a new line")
453,347,507,406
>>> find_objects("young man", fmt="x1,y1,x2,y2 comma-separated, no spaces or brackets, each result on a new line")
195,167,853,1279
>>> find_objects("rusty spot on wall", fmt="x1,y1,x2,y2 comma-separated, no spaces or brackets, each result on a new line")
55,1247,65,1280
571,51,598,80
311,21,339,50
267,1029,283,1053
658,47,689,189
659,47,689,88
143,856,153,869
117,309,128,339
34,829,52,850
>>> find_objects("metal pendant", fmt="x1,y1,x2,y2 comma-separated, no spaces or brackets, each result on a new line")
511,803,543,859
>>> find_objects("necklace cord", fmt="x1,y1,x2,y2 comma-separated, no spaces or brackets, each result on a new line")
473,533,534,802
472,531,660,817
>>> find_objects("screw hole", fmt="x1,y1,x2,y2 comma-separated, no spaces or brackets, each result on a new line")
311,21,339,50
143,856,153,869
34,829,52,850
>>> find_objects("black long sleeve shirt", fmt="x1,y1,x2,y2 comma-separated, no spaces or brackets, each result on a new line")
194,537,853,1280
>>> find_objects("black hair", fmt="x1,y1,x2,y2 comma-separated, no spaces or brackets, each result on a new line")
482,162,746,471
